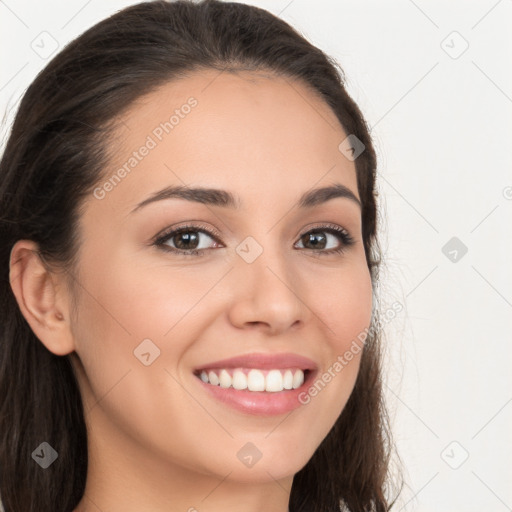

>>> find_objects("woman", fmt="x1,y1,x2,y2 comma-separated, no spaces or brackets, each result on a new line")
0,1,401,510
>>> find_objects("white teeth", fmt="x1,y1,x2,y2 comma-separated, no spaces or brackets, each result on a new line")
219,369,232,388
292,369,304,389
208,370,219,386
265,369,283,392
283,370,293,390
199,368,306,392
232,369,248,390
247,369,265,391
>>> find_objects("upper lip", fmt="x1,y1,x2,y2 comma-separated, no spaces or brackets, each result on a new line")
194,352,318,372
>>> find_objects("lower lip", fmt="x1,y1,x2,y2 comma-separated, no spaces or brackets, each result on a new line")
193,370,317,416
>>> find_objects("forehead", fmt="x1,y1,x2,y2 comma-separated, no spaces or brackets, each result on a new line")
93,69,358,215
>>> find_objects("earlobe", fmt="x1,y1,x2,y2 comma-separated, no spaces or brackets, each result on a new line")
9,240,76,356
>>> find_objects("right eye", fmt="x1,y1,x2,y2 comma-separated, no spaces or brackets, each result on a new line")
154,223,223,257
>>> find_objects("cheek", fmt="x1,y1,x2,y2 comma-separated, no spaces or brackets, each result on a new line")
74,251,215,346
69,250,226,414
300,261,373,415
69,254,233,472
315,261,373,352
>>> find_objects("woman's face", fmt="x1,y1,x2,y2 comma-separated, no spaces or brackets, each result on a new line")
69,70,373,486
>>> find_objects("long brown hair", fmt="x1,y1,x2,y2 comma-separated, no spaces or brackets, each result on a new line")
0,1,401,510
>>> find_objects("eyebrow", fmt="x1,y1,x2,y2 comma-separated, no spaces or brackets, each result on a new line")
130,183,361,214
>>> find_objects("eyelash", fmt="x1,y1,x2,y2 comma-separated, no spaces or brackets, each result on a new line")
152,222,356,258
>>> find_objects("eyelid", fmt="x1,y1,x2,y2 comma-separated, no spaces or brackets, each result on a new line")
296,221,352,239
153,222,354,244
152,220,356,257
152,221,223,246
296,222,356,251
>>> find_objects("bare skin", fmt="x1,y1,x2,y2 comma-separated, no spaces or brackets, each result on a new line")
9,70,372,512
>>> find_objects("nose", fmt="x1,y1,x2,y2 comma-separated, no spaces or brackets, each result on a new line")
226,242,308,335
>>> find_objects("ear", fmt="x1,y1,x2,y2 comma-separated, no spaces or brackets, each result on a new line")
9,240,76,356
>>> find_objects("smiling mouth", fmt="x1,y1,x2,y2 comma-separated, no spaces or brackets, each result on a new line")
194,367,311,393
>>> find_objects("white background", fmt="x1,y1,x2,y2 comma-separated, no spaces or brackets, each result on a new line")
1,1,511,511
